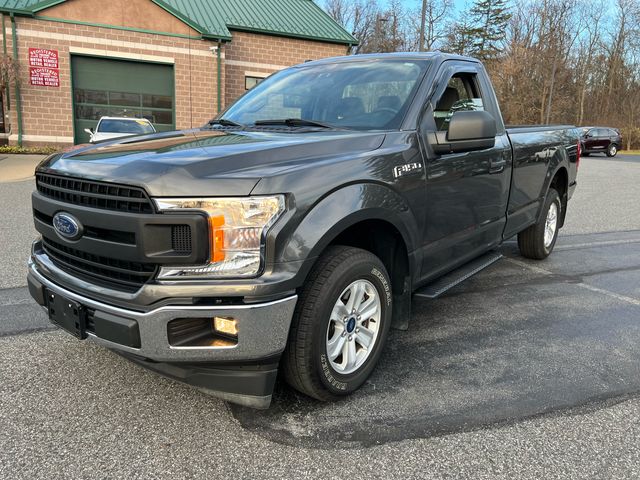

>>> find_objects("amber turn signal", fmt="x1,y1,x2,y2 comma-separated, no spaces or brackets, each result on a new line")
209,215,225,262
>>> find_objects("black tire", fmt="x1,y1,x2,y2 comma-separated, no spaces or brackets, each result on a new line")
582,152,590,157
517,188,561,260
283,246,392,401
606,143,618,157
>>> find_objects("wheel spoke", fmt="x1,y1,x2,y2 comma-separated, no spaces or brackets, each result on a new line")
344,338,357,371
356,325,375,349
345,282,365,313
359,301,378,322
331,302,349,321
327,331,346,360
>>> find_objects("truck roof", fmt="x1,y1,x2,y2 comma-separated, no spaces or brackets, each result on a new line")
299,51,481,67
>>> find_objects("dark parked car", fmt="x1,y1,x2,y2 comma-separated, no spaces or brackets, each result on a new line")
580,127,622,157
28,53,579,408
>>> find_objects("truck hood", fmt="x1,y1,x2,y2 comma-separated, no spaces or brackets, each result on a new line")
39,128,386,196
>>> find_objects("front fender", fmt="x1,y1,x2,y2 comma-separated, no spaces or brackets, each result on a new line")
278,182,419,268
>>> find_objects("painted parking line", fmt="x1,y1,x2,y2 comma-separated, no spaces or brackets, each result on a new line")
555,238,640,251
504,257,640,307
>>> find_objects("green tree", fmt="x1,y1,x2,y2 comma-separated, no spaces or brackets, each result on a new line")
467,0,512,61
444,19,475,56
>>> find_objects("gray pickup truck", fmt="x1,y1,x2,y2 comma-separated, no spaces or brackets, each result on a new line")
27,53,579,408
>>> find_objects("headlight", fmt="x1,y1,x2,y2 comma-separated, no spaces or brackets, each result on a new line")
154,196,285,279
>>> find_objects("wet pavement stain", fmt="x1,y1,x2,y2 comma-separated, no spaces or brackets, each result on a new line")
231,234,640,448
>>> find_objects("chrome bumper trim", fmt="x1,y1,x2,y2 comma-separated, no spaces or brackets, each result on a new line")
29,259,297,362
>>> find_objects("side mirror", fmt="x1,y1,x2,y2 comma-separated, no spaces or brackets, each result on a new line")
84,128,94,135
430,110,497,154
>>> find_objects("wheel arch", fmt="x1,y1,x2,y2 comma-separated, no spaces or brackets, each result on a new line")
281,183,418,329
549,165,569,228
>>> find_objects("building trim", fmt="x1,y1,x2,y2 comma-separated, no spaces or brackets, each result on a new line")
244,71,271,79
9,134,74,143
35,15,204,40
1,1,354,45
68,46,175,64
5,27,216,58
227,26,356,46
225,59,288,71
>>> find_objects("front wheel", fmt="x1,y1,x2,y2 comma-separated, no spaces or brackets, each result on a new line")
607,143,618,157
518,188,561,260
283,246,392,401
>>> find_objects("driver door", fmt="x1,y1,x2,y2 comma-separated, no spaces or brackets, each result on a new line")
418,63,512,280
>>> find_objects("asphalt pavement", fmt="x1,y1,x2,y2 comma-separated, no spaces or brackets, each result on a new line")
1,154,639,479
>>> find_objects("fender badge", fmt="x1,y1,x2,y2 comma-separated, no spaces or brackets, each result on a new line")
393,162,422,179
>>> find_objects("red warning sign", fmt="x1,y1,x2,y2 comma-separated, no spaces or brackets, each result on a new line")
28,48,59,68
29,67,60,87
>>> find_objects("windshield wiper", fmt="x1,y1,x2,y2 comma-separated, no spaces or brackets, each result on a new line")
208,118,245,128
253,118,340,129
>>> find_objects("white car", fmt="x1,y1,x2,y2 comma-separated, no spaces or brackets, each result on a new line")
84,117,156,143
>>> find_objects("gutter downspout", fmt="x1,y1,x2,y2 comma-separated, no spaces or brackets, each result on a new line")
10,13,22,146
1,15,6,55
2,13,10,114
210,43,222,114
216,42,221,114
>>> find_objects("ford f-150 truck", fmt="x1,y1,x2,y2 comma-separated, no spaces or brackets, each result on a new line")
27,53,579,408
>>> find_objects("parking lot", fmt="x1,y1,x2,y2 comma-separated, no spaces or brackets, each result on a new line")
1,154,640,478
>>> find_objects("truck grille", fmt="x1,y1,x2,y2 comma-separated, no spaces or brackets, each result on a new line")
36,173,154,214
33,174,206,293
42,237,157,292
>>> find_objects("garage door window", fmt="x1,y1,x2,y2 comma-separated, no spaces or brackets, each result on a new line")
71,56,175,144
74,89,173,126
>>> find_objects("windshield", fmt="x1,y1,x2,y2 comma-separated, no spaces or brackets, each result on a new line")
222,59,430,131
98,119,155,134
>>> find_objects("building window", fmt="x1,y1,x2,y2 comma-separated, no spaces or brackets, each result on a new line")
245,76,264,90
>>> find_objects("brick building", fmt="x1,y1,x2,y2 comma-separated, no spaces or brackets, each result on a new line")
0,0,356,146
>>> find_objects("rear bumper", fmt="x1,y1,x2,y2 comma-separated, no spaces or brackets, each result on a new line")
28,258,297,408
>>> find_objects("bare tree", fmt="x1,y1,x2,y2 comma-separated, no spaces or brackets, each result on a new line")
417,0,452,51
321,0,640,148
574,0,605,125
324,0,380,53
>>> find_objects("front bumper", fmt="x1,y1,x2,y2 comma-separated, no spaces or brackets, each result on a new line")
28,258,298,408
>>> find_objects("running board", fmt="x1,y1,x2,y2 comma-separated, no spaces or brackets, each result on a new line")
413,251,503,299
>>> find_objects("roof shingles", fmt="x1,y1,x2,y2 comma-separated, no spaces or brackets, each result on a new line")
0,0,357,45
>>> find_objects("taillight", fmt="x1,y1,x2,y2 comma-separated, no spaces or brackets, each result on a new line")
576,140,581,171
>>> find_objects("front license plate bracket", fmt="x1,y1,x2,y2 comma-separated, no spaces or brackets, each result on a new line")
46,290,87,339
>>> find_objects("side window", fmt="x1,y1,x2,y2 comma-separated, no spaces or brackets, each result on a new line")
245,76,265,91
433,73,484,131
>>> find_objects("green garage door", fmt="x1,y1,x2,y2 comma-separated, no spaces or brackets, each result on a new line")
72,56,175,144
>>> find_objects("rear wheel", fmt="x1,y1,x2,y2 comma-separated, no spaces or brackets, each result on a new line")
582,152,590,157
283,246,392,401
607,143,618,157
517,188,561,260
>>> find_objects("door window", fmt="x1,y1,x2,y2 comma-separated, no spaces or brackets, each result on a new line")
433,73,484,131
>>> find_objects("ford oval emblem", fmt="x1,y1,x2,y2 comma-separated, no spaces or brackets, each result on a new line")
52,212,83,241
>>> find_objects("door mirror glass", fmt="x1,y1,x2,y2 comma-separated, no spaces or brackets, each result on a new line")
448,110,497,141
430,110,497,154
